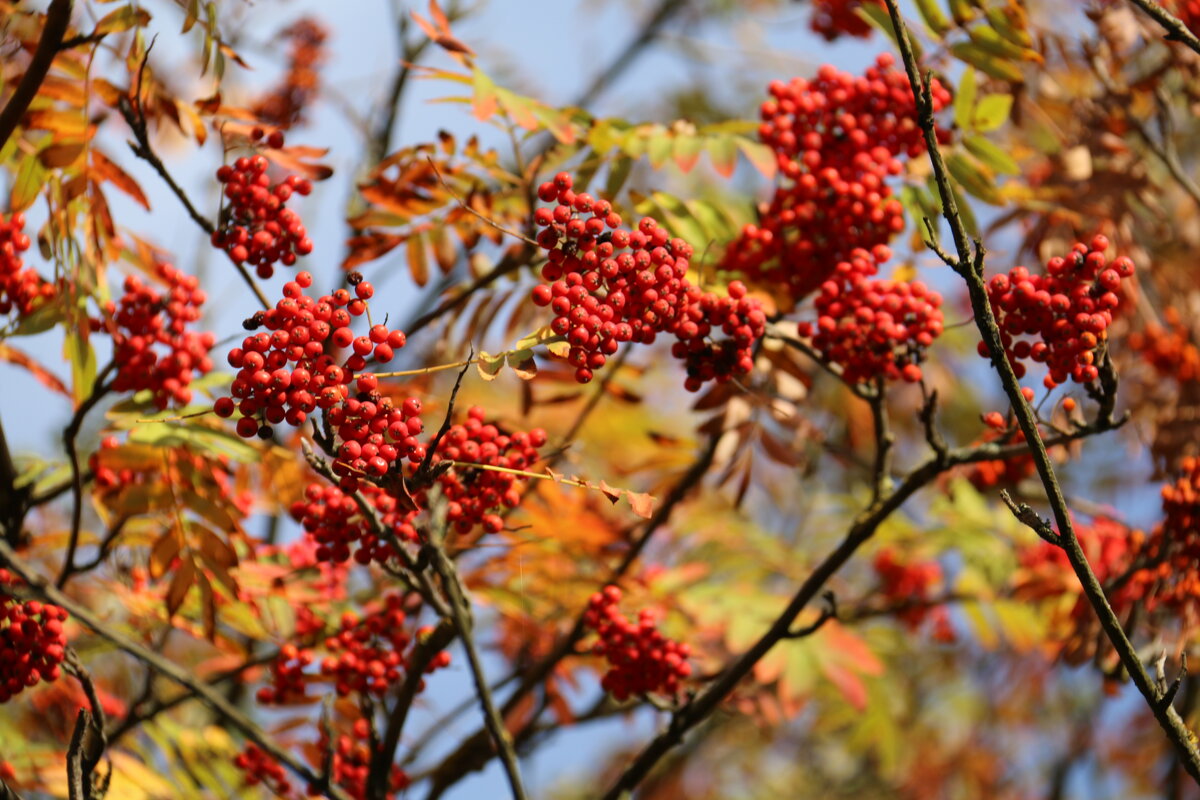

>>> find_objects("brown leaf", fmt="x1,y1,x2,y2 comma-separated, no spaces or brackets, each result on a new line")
196,526,237,569
758,431,799,467
148,528,181,580
196,571,216,641
40,142,87,169
166,555,196,618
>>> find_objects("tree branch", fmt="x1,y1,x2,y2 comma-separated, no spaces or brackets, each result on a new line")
429,544,528,800
882,0,1200,785
1126,0,1200,55
0,0,73,151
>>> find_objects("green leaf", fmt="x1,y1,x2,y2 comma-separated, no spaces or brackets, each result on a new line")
94,5,152,35
63,326,96,406
914,0,953,37
946,151,1002,204
973,93,1013,132
735,137,777,178
127,423,260,463
963,134,1019,175
476,350,505,381
10,152,47,212
949,181,979,238
705,134,738,178
645,128,673,169
604,156,634,199
954,68,977,132
672,134,705,173
968,23,1035,61
11,299,63,336
856,2,921,59
949,42,1024,83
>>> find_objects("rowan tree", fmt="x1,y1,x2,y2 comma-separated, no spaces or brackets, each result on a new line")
1,0,1200,798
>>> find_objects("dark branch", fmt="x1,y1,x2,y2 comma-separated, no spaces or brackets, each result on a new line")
0,0,74,151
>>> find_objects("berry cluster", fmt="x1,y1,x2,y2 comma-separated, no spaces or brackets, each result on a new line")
97,263,215,409
0,212,52,317
323,718,410,800
255,642,313,705
250,17,328,129
0,570,68,703
584,586,691,701
965,429,1037,491
979,236,1135,389
810,0,885,41
530,172,766,388
290,482,419,567
211,143,313,279
1128,308,1199,384
1137,457,1200,613
428,406,547,535
873,548,946,631
326,393,425,490
233,744,294,797
722,56,950,303
796,247,943,383
255,595,449,706
214,272,412,449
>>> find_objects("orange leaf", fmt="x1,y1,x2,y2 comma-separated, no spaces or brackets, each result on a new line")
149,528,181,580
91,150,149,209
407,233,430,287
820,659,869,710
0,344,68,396
626,491,655,519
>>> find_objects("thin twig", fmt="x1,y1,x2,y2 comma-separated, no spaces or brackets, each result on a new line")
57,367,115,588
426,158,538,247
